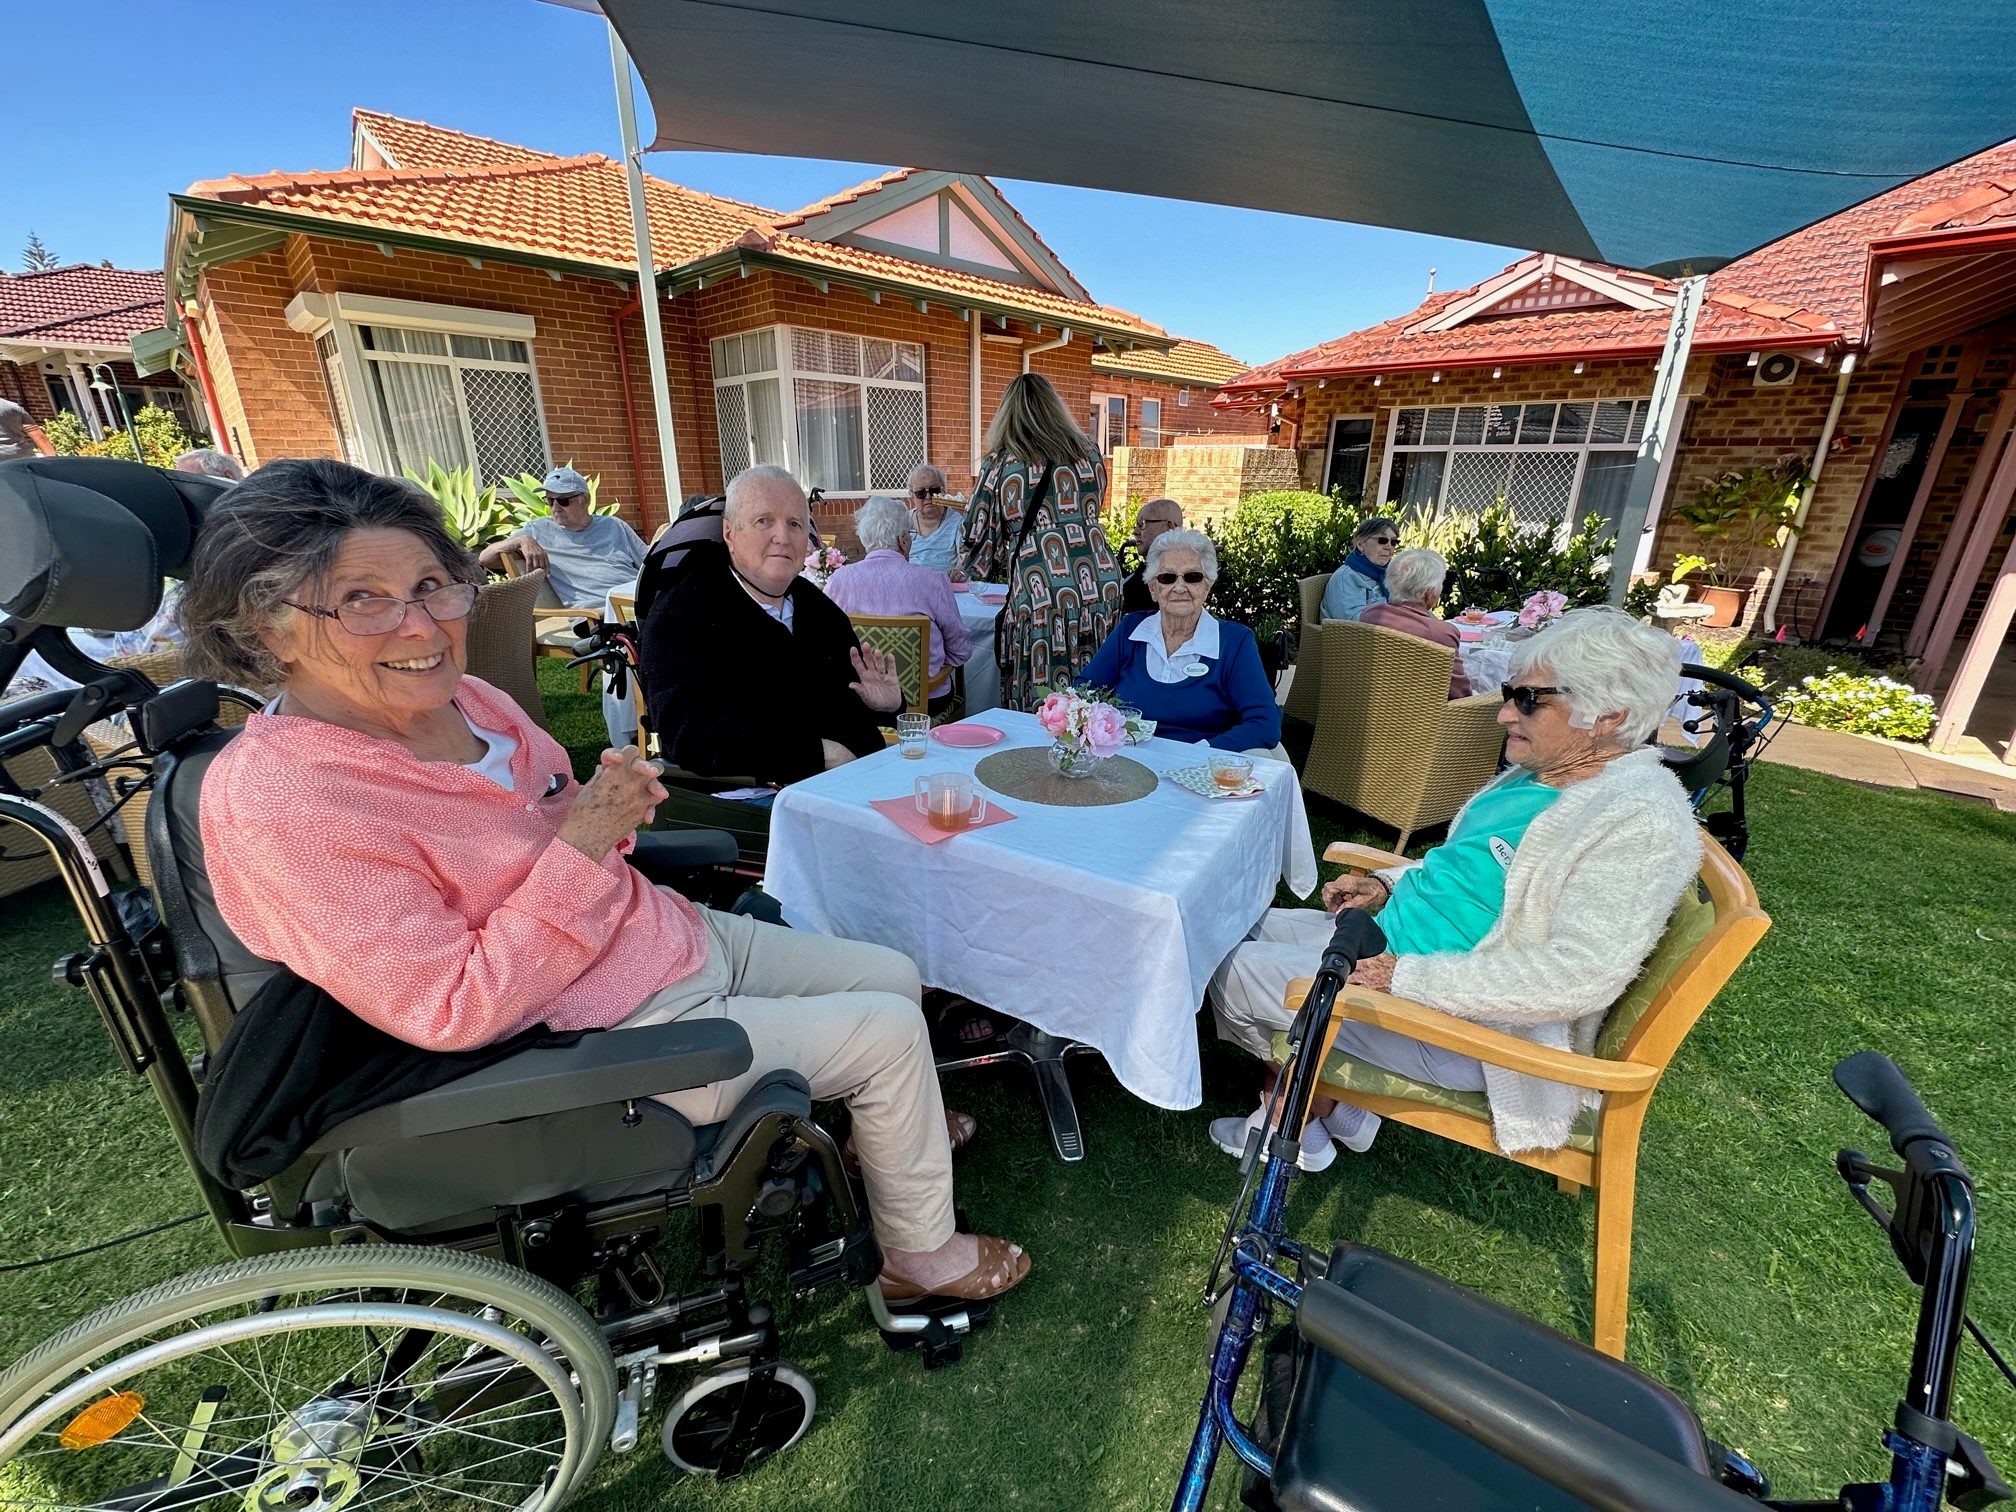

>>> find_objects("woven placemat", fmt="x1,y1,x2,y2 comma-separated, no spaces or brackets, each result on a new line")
974,747,1157,808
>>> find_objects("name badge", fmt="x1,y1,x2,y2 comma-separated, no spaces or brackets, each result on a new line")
1182,661,1209,678
1488,836,1516,868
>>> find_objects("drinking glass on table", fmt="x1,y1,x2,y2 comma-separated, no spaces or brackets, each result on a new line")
897,713,931,758
915,771,989,830
1208,752,1255,791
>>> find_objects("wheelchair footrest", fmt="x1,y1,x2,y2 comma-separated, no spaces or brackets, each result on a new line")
877,1295,994,1370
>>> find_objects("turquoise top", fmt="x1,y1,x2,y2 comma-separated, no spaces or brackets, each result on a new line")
1379,771,1561,956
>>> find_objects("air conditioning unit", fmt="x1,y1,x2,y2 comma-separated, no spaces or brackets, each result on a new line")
1753,351,1801,388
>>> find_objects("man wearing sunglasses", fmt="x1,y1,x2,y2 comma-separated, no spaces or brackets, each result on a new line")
1120,497,1183,613
903,464,966,576
480,466,646,610
1317,515,1401,623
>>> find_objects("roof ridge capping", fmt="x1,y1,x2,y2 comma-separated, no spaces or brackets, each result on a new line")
189,153,611,202
350,108,561,165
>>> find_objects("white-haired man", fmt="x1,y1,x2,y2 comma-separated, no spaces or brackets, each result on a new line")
480,465,645,609
638,466,902,858
173,448,247,482
824,495,973,711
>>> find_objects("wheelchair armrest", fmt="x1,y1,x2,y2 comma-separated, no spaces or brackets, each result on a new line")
629,827,739,882
308,1019,754,1153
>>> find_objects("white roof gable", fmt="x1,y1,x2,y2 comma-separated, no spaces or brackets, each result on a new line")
1413,254,1674,333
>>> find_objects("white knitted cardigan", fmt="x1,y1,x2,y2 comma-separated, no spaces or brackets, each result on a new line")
1384,748,1703,1154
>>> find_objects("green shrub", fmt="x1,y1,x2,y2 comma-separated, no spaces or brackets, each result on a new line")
41,410,92,454
1775,668,1937,741
1204,490,1362,638
46,404,197,468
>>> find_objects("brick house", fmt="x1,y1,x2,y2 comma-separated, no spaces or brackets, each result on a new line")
1087,338,1268,451
152,110,1232,540
1219,143,2016,659
0,265,206,442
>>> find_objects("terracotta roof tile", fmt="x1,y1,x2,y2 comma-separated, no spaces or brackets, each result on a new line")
187,114,1163,338
0,264,166,347
1092,337,1248,385
350,110,558,170
1889,177,2016,235
768,168,924,230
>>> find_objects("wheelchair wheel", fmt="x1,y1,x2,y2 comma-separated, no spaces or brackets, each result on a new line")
660,1361,815,1476
0,1246,616,1511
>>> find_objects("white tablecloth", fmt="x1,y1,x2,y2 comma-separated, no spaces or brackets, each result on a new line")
1456,640,1514,695
953,585,1007,714
765,710,1319,1110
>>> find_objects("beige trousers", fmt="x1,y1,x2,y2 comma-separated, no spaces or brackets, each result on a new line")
624,906,953,1252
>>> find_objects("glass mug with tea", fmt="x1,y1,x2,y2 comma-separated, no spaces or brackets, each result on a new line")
1208,753,1256,792
915,771,990,831
897,713,931,758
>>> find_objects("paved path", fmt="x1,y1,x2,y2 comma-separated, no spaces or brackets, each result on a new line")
1758,720,2016,812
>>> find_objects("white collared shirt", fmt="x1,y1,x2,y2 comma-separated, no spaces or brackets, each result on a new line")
1131,610,1220,684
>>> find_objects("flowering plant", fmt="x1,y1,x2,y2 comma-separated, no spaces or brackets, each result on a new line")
1776,669,1936,742
1516,589,1568,630
801,545,846,585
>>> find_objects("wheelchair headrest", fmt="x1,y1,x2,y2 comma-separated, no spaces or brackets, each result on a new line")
0,457,233,630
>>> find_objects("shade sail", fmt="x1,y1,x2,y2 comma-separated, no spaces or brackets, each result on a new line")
601,0,2016,274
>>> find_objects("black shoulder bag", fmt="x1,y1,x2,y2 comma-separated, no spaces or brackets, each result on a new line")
993,459,1056,680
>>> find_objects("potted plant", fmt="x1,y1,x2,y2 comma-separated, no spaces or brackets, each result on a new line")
1673,458,1810,627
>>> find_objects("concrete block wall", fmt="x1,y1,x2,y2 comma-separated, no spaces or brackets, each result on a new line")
1109,443,1306,528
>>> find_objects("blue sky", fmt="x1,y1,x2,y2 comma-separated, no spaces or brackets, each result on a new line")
4,0,1523,367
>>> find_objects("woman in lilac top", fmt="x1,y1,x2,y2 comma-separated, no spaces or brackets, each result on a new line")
1078,529,1282,753
823,496,973,711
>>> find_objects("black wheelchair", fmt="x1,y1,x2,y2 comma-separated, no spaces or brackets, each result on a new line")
0,458,980,1510
1173,908,2009,1512
1662,663,1777,862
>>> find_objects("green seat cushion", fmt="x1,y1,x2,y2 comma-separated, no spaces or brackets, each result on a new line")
1269,1033,1599,1153
1594,879,1715,1059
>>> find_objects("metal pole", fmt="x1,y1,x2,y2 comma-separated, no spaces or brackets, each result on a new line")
1607,275,1706,606
93,362,146,465
609,20,684,515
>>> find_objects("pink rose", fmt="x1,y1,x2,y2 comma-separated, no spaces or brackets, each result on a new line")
1036,691,1073,737
1082,703,1128,757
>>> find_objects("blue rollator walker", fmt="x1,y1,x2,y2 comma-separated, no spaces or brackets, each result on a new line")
1173,907,2010,1512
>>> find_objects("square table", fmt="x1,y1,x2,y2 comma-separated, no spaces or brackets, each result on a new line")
764,710,1318,1158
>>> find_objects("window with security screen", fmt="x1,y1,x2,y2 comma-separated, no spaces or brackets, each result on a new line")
712,326,926,494
352,324,551,483
1379,398,1649,537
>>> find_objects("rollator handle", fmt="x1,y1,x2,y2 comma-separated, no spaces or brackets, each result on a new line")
1319,908,1387,982
1834,1052,1954,1161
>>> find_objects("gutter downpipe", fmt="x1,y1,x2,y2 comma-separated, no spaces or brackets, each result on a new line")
179,304,233,458
1022,327,1071,373
1763,351,1855,635
970,313,983,475
609,21,683,517
609,290,654,534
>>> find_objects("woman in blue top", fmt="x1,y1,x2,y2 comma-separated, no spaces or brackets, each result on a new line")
1317,516,1400,621
1078,529,1283,754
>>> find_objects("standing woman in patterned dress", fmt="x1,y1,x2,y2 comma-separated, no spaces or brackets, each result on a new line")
963,373,1125,710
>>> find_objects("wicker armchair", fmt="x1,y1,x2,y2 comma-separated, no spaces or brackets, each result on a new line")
847,613,932,718
1282,572,1332,726
465,569,551,729
1301,619,1504,851
501,547,603,692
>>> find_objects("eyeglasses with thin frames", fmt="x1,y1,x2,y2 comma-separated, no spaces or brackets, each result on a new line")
1500,683,1570,715
284,582,480,636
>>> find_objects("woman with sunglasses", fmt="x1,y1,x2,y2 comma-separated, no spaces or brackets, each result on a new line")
1317,516,1401,622
1078,528,1283,754
179,460,1032,1306
903,464,966,577
1206,607,1700,1171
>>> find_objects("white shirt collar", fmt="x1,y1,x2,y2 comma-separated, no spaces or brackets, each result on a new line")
1132,610,1220,683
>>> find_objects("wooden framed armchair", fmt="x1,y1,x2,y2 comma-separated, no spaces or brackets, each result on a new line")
1281,834,1770,1358
500,546,603,692
1301,619,1505,850
847,613,933,720
1282,572,1332,726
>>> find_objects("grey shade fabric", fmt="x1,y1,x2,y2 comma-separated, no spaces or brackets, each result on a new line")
0,457,228,628
603,0,2016,274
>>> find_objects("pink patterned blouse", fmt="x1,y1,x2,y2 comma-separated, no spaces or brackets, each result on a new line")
200,676,709,1051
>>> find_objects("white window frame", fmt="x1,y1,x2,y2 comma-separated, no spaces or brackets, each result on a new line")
1371,397,1650,536
1090,392,1127,454
708,323,928,497
1139,396,1162,448
283,291,553,482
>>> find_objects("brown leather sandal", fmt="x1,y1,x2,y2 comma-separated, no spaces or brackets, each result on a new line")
842,1110,975,1176
878,1235,1031,1302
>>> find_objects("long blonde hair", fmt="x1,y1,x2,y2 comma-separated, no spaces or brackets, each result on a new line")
983,372,1096,467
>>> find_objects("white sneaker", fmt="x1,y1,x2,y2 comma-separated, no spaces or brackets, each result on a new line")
1208,1106,1265,1160
1321,1104,1383,1153
1296,1119,1337,1172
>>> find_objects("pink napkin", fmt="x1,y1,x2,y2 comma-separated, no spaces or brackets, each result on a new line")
869,795,1017,845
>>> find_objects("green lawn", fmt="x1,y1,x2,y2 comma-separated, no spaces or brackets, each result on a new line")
2,663,2012,1509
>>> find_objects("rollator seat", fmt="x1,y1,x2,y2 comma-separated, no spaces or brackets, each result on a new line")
146,726,790,1237
1268,1243,1711,1512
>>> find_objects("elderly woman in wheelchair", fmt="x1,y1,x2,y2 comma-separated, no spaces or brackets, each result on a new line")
176,458,1027,1306
1208,607,1702,1169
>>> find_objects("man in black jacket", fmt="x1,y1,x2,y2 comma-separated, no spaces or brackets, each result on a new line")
640,465,901,861
1121,497,1184,613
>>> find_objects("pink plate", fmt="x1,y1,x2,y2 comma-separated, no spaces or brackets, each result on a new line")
950,580,971,592
930,723,1007,747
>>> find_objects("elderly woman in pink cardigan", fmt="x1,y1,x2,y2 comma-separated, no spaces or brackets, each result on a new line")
178,459,1026,1306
